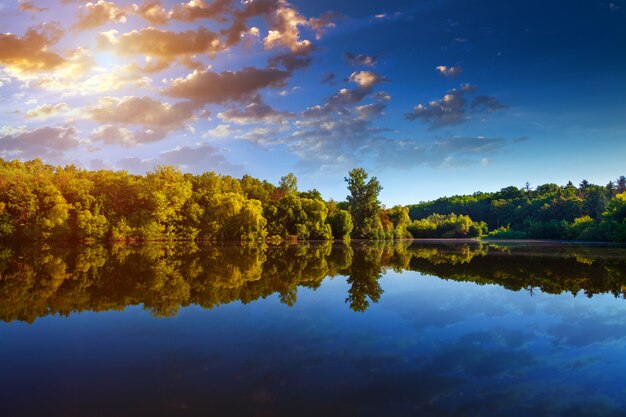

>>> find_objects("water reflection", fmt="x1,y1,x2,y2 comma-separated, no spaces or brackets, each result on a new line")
1,241,626,322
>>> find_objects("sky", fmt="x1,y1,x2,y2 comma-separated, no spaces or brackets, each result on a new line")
0,0,625,205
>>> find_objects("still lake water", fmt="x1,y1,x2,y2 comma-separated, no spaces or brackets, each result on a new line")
1,240,626,416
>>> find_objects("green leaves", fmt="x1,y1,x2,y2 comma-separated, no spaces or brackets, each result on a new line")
345,168,382,239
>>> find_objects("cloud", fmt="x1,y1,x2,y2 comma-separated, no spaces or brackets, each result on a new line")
0,126,80,161
260,3,339,73
27,51,151,95
262,2,311,53
89,96,198,126
317,71,385,109
268,49,313,72
118,0,334,79
160,143,239,172
345,53,377,67
96,27,225,71
230,69,513,173
471,95,508,112
73,1,127,31
89,125,137,147
87,96,198,145
115,156,155,172
374,91,392,101
162,67,290,104
405,88,468,128
116,143,242,175
170,0,233,22
238,71,390,171
25,103,69,119
132,0,171,24
0,24,65,75
321,72,335,84
18,1,47,12
89,158,111,170
405,85,506,128
287,119,378,172
132,0,233,25
221,0,336,53
218,95,293,125
275,69,386,142
131,0,335,61
348,71,383,89
430,136,507,166
355,103,386,119
435,65,463,78
309,11,340,38
220,0,336,71
237,126,288,145
369,135,510,170
89,124,169,146
203,124,235,138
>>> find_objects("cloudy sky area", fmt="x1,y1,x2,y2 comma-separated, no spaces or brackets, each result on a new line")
0,0,624,204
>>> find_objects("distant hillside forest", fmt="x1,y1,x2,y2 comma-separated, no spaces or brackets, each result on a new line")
408,177,626,242
0,158,624,242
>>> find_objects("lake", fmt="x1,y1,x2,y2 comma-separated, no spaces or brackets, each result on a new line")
1,240,626,416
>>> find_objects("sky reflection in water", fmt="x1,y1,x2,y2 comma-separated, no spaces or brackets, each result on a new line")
1,241,626,416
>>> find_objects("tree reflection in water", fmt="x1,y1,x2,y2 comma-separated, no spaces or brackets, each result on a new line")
1,241,626,322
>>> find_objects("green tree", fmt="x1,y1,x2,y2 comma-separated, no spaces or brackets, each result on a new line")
387,205,412,238
328,209,353,240
140,166,193,240
603,192,626,241
345,168,383,239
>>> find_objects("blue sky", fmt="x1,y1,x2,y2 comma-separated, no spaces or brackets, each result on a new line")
0,0,624,204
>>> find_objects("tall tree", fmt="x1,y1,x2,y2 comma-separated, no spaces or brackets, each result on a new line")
345,168,383,238
279,173,298,194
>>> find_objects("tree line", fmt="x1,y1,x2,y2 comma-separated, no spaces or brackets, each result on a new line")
1,158,624,242
0,159,407,242
408,177,626,242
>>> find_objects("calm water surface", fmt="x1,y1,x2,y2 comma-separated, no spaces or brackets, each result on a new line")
1,241,626,416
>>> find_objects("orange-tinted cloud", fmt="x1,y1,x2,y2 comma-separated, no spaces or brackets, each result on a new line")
89,125,136,147
89,96,198,126
25,103,69,119
18,1,48,12
435,65,463,78
132,0,170,25
222,0,336,53
170,0,233,22
263,2,309,52
88,96,199,145
23,48,144,95
348,71,383,89
0,24,65,74
132,0,233,24
163,67,290,104
73,1,127,31
97,27,225,71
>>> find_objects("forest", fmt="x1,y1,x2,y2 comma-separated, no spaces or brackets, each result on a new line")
0,159,397,242
0,158,624,242
408,177,626,242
